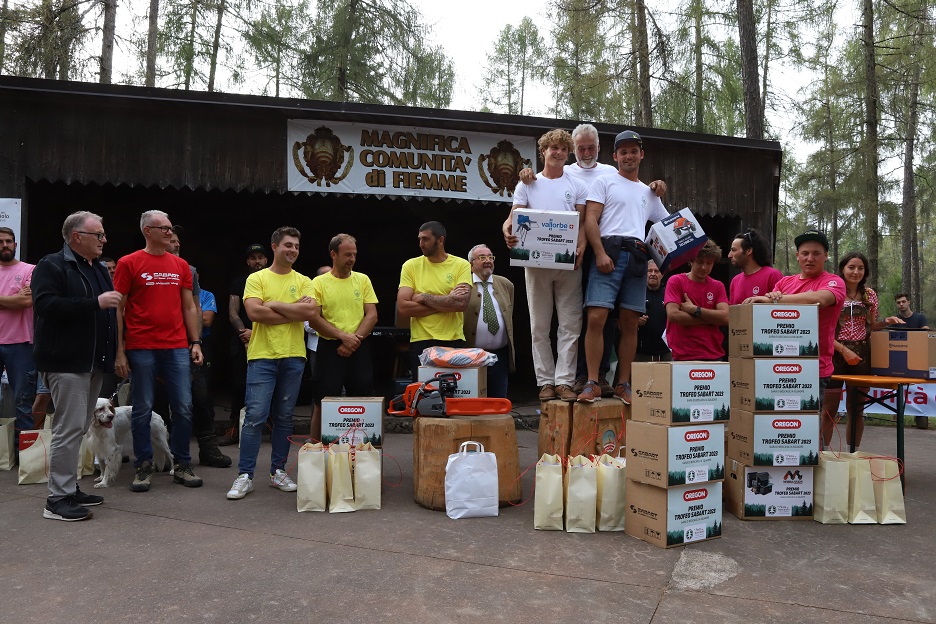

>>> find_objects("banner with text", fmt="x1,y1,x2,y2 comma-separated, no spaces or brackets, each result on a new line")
838,384,936,417
0,199,22,260
287,120,536,202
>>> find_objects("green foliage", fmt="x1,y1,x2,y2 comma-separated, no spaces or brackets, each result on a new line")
480,17,547,116
744,503,766,516
800,450,817,465
668,470,687,486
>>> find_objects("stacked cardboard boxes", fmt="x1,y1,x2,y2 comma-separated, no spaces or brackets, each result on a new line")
725,304,819,520
625,362,729,548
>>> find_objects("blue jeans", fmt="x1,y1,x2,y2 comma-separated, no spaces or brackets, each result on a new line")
239,357,304,479
127,349,194,466
0,342,36,432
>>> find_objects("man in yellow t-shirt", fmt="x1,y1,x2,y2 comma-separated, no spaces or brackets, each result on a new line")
308,234,378,439
397,221,472,380
227,226,314,501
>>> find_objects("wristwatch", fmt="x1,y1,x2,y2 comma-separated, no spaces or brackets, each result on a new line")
693,306,702,318
189,340,202,346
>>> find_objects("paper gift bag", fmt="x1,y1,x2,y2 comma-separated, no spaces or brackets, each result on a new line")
352,442,381,510
18,429,51,485
297,442,327,513
813,451,849,524
564,455,597,533
842,452,876,524
444,441,499,519
327,444,356,513
596,454,627,532
534,453,564,530
858,452,906,525
0,418,15,471
77,432,95,478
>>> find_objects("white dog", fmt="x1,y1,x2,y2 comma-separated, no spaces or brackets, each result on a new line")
89,398,173,488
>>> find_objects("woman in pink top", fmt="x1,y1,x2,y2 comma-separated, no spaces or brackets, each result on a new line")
824,252,903,447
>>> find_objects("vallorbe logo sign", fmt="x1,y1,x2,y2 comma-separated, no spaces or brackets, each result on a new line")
338,406,366,414
773,419,801,429
684,430,710,442
773,363,802,374
771,310,800,319
683,488,708,502
689,369,715,380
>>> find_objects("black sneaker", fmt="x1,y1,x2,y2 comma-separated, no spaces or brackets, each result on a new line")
131,460,155,492
73,484,104,507
43,496,92,522
173,462,204,488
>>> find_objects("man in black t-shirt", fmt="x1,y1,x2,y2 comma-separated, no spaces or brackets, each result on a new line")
635,260,671,362
892,293,929,330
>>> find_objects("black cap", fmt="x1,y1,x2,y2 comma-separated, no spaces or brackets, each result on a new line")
245,243,266,258
614,130,643,150
794,229,829,251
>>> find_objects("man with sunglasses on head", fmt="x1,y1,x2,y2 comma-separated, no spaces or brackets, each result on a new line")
113,210,204,493
728,228,782,305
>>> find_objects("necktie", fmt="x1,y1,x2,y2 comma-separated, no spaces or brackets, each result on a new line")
482,282,499,335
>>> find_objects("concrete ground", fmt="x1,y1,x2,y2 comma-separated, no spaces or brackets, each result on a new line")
1,407,934,624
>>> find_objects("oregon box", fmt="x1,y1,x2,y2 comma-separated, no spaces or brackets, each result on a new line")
870,330,936,380
725,458,814,520
729,357,820,412
627,421,725,488
644,208,708,272
624,480,723,548
508,208,578,270
726,409,819,466
728,304,820,358
631,361,730,425
418,366,487,397
321,397,384,447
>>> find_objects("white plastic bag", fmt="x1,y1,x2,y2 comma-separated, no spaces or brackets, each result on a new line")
444,441,499,519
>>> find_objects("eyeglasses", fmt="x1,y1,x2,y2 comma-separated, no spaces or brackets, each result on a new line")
475,254,495,262
146,225,173,233
77,231,107,241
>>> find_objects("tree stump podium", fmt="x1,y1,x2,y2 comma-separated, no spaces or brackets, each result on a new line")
413,414,521,511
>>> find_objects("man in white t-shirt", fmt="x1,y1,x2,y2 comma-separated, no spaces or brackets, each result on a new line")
503,129,586,402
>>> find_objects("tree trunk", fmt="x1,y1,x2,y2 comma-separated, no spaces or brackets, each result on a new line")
183,0,198,90
629,1,640,122
636,0,652,126
0,0,9,73
100,0,117,83
759,0,773,122
146,0,159,87
737,0,763,139
861,0,880,290
901,44,921,298
207,0,224,92
693,0,703,133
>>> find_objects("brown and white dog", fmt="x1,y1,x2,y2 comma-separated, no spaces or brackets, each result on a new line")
89,397,173,488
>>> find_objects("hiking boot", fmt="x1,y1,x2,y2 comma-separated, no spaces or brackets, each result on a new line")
130,461,155,492
572,377,588,394
577,381,600,403
538,384,557,401
556,384,577,402
217,427,239,447
43,496,92,522
270,469,297,492
226,473,253,500
599,380,615,398
615,382,632,405
173,462,204,488
73,484,103,507
198,434,233,468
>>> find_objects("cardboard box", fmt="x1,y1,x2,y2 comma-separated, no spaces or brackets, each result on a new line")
726,409,819,466
537,400,573,457
627,421,725,488
645,208,708,272
417,366,487,397
729,357,820,412
571,399,629,457
728,304,820,358
631,361,730,426
624,480,723,548
508,208,578,270
321,397,384,446
725,458,814,520
870,330,936,380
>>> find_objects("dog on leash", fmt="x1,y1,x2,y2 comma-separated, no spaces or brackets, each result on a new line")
89,397,173,488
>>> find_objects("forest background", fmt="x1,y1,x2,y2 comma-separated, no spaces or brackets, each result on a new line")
1,0,932,318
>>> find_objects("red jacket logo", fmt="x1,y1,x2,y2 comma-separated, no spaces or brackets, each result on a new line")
684,430,710,442
683,488,708,502
434,372,462,380
689,369,715,380
338,406,365,414
773,364,802,374
773,419,801,429
771,310,800,319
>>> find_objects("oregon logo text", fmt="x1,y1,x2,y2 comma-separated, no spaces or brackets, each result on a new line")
434,371,461,380
338,406,366,414
683,488,708,502
772,419,801,429
773,363,802,374
771,310,800,319
689,369,715,380
684,430,710,442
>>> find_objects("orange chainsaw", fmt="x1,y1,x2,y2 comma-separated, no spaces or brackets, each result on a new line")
387,372,512,418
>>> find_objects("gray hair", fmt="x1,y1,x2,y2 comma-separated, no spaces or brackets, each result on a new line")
467,244,492,262
62,211,102,241
571,123,600,145
140,210,168,233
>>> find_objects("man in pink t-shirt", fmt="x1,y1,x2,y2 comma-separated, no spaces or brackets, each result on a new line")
0,227,36,433
728,228,783,305
665,240,729,360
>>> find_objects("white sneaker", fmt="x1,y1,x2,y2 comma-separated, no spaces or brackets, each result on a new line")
270,469,297,492
226,473,253,500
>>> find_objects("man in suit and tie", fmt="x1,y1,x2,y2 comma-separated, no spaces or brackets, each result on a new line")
462,244,514,398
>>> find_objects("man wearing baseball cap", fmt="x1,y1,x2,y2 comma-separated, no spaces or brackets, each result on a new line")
744,228,846,446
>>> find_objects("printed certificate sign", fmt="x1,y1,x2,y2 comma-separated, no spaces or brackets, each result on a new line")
0,199,22,260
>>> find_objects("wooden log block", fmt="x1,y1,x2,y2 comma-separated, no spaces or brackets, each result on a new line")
537,400,573,458
570,399,630,457
413,414,521,511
